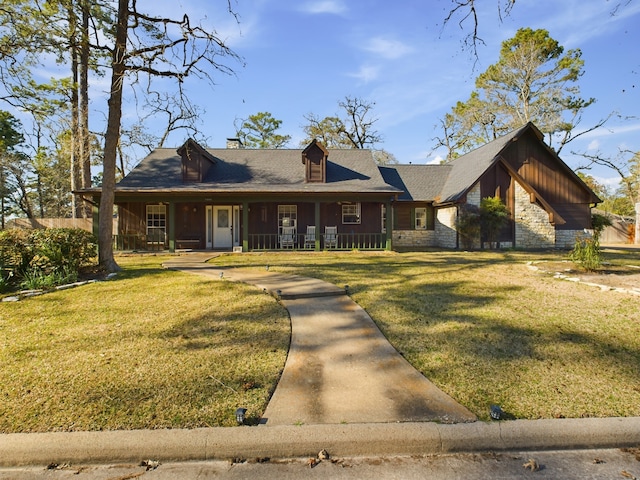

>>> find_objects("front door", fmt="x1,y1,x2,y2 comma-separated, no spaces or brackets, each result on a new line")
212,206,233,249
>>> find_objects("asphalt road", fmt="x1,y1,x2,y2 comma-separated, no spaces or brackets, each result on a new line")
2,448,639,479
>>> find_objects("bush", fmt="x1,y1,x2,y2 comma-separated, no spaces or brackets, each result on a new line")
0,228,97,291
28,228,97,275
568,213,613,272
591,212,612,242
19,266,79,290
0,229,32,275
569,235,602,272
455,204,481,250
480,196,509,248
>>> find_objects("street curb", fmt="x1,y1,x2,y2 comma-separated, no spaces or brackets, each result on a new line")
2,418,639,466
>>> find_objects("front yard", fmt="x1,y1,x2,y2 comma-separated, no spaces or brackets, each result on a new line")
1,249,639,432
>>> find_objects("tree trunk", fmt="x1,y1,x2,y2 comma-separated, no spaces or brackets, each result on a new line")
68,2,81,219
80,0,92,217
98,0,127,272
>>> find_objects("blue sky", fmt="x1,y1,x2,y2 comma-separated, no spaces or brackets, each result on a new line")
14,0,640,189
147,0,639,188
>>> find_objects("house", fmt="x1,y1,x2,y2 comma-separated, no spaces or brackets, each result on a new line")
95,138,400,252
381,122,601,249
81,122,599,252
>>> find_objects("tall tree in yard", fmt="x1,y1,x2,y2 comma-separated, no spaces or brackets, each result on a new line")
98,1,240,271
433,28,607,160
99,0,127,272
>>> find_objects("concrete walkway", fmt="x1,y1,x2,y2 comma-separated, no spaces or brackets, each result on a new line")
162,255,476,425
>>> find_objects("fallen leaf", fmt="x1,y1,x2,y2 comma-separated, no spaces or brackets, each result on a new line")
522,458,539,471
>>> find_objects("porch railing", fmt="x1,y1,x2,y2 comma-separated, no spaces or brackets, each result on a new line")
249,232,386,251
112,232,387,251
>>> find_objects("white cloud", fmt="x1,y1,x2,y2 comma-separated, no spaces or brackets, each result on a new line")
347,64,380,83
578,122,640,141
587,139,600,151
363,37,413,60
299,1,347,15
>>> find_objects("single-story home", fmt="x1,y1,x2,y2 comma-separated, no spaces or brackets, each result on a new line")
80,122,600,251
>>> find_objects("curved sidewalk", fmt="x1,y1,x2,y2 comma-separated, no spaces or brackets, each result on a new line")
163,257,476,425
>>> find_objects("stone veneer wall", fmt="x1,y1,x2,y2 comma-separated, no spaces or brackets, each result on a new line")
556,229,591,249
435,206,458,248
514,182,555,249
392,230,437,248
466,183,481,207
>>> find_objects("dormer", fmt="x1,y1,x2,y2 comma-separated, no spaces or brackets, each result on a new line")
302,139,328,183
177,138,216,183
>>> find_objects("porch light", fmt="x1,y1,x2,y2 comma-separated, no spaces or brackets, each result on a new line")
490,405,503,420
235,407,247,425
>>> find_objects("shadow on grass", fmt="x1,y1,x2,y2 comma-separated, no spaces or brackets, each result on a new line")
184,251,640,419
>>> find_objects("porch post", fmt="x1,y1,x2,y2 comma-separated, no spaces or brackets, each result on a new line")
385,199,393,250
315,201,321,251
167,201,176,252
242,201,249,252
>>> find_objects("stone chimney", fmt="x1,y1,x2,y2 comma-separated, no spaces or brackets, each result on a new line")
226,138,244,149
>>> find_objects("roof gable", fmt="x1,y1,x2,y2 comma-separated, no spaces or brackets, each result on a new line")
177,138,216,183
382,122,600,207
301,139,328,183
436,123,532,204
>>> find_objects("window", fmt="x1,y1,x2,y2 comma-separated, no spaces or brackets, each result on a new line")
146,204,166,243
342,203,361,224
415,207,427,230
381,204,387,233
278,205,297,232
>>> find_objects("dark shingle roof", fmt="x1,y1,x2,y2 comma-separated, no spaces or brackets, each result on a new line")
379,165,452,201
380,123,534,204
117,147,401,195
437,123,532,203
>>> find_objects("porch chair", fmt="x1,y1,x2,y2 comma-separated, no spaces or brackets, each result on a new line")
280,226,296,249
324,226,337,248
304,225,316,248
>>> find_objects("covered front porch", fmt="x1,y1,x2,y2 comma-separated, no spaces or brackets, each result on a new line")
107,196,393,252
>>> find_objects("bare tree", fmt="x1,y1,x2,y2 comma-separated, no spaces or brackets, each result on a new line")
98,1,241,271
441,0,515,62
302,96,382,149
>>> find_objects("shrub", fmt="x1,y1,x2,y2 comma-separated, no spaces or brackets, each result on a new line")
28,228,97,275
19,266,79,290
0,229,32,275
480,196,509,248
591,212,612,242
0,228,96,291
455,204,481,250
569,235,601,272
568,213,613,272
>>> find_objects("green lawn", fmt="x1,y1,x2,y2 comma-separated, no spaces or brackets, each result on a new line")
212,249,640,421
0,254,290,433
1,249,639,432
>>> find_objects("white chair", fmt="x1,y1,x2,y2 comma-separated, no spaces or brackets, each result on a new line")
324,226,337,248
304,226,316,248
280,226,295,249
